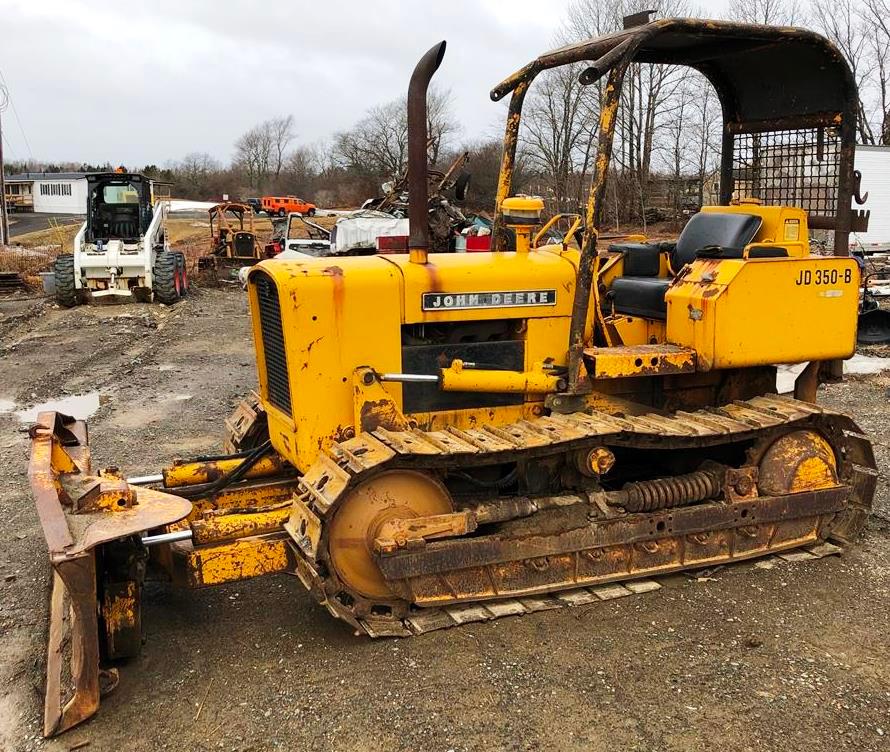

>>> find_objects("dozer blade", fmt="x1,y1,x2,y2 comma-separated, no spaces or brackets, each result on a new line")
29,411,192,737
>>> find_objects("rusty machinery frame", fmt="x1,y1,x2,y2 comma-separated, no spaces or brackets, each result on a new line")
487,17,869,391
205,201,262,263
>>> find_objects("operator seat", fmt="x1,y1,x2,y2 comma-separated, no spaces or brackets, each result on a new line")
233,232,256,257
609,211,763,320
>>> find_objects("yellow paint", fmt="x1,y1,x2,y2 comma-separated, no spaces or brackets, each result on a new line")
190,506,291,545
502,195,545,215
701,204,809,257
286,494,322,558
791,456,838,491
666,255,859,370
352,368,411,433
102,581,137,634
409,404,534,432
586,345,696,379
163,455,286,488
391,251,576,323
441,359,561,393
757,430,839,496
249,251,576,472
50,442,79,475
247,198,858,478
248,256,404,471
186,480,298,521
327,470,452,599
494,81,529,226
534,214,582,249
525,317,570,368
605,314,666,346
185,534,293,587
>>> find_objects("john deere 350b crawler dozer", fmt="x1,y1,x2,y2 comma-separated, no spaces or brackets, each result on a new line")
29,17,877,736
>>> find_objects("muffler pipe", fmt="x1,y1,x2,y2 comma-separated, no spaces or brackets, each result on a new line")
407,40,447,263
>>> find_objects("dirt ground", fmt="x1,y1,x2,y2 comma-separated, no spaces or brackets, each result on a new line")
0,288,888,752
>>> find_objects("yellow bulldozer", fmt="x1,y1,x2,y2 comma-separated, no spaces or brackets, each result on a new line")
29,17,877,737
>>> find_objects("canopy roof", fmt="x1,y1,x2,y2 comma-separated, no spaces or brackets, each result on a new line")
492,18,856,127
209,202,251,215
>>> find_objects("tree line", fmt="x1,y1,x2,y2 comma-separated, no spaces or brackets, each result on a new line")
7,0,890,227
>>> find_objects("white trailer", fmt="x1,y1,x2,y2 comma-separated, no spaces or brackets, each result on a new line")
853,145,890,251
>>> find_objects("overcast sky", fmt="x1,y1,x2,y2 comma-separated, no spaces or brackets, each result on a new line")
0,0,738,168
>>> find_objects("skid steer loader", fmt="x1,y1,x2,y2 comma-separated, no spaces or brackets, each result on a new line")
53,172,187,306
28,17,878,737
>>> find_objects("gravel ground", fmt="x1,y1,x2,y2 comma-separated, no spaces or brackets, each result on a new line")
0,289,887,752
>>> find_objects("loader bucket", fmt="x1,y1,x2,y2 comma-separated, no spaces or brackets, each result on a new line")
29,412,192,737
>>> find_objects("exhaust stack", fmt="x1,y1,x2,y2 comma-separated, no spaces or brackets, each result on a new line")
407,40,447,264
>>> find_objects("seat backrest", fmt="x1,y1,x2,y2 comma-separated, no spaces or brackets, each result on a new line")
673,212,762,268
233,232,256,257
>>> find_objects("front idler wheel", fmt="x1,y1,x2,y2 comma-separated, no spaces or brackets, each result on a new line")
327,470,453,602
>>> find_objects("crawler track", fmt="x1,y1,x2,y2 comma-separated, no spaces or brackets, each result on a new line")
286,396,876,637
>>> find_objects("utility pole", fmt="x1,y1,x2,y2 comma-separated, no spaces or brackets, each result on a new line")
0,85,9,247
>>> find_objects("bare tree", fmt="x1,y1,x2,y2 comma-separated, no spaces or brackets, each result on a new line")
232,115,296,190
233,123,274,190
427,90,457,167
335,99,408,179
269,115,296,178
547,0,693,224
861,0,890,143
333,88,457,181
173,152,222,198
812,0,875,144
280,144,320,196
726,0,805,24
521,63,599,212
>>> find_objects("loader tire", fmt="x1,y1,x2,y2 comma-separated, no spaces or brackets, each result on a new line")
54,254,79,307
152,253,182,305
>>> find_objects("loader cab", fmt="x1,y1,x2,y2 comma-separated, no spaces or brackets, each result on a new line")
86,173,153,243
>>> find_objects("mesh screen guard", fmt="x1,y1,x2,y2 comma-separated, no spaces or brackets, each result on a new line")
729,126,842,220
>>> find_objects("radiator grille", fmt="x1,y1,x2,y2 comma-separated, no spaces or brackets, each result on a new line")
253,272,292,415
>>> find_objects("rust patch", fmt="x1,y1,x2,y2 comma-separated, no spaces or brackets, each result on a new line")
324,266,345,320
424,261,442,293
360,399,409,433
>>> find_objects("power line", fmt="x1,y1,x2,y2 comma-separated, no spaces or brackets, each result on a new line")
1,130,15,160
0,68,34,161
